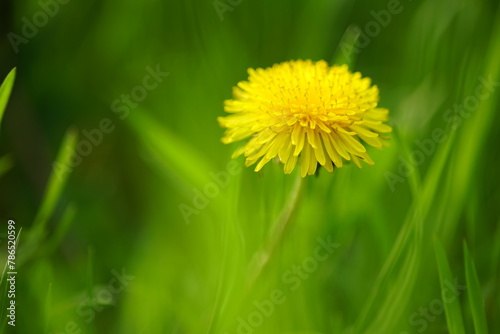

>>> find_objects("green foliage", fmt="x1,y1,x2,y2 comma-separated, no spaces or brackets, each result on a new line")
0,0,499,333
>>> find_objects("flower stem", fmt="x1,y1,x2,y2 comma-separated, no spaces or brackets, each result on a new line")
246,172,305,288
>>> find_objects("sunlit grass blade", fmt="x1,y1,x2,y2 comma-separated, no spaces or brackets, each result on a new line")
434,237,466,334
356,123,457,333
440,5,500,234
441,18,500,227
127,109,214,190
33,128,78,230
392,126,422,199
363,238,421,333
463,242,489,334
18,128,77,266
419,130,457,220
37,204,77,258
331,25,360,67
490,219,500,291
0,68,16,126
205,168,244,334
246,172,304,288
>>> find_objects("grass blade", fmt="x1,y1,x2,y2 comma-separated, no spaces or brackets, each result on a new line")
45,204,77,253
463,242,489,334
434,237,466,334
18,128,78,266
33,128,78,231
331,25,361,67
0,68,16,126
127,109,214,189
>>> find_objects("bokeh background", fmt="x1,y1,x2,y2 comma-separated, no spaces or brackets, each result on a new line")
0,0,499,333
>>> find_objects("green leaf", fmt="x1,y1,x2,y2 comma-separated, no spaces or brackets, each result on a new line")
434,237,466,334
464,242,489,334
0,68,16,127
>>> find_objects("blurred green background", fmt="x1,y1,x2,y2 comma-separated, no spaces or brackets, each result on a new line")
1,0,499,333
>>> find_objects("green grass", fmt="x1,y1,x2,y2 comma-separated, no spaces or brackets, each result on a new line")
0,68,15,128
1,0,499,333
464,242,489,334
434,238,466,334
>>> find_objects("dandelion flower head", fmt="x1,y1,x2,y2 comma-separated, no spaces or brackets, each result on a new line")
218,59,392,177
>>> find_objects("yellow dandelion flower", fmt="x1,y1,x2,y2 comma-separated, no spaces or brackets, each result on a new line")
218,59,392,177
